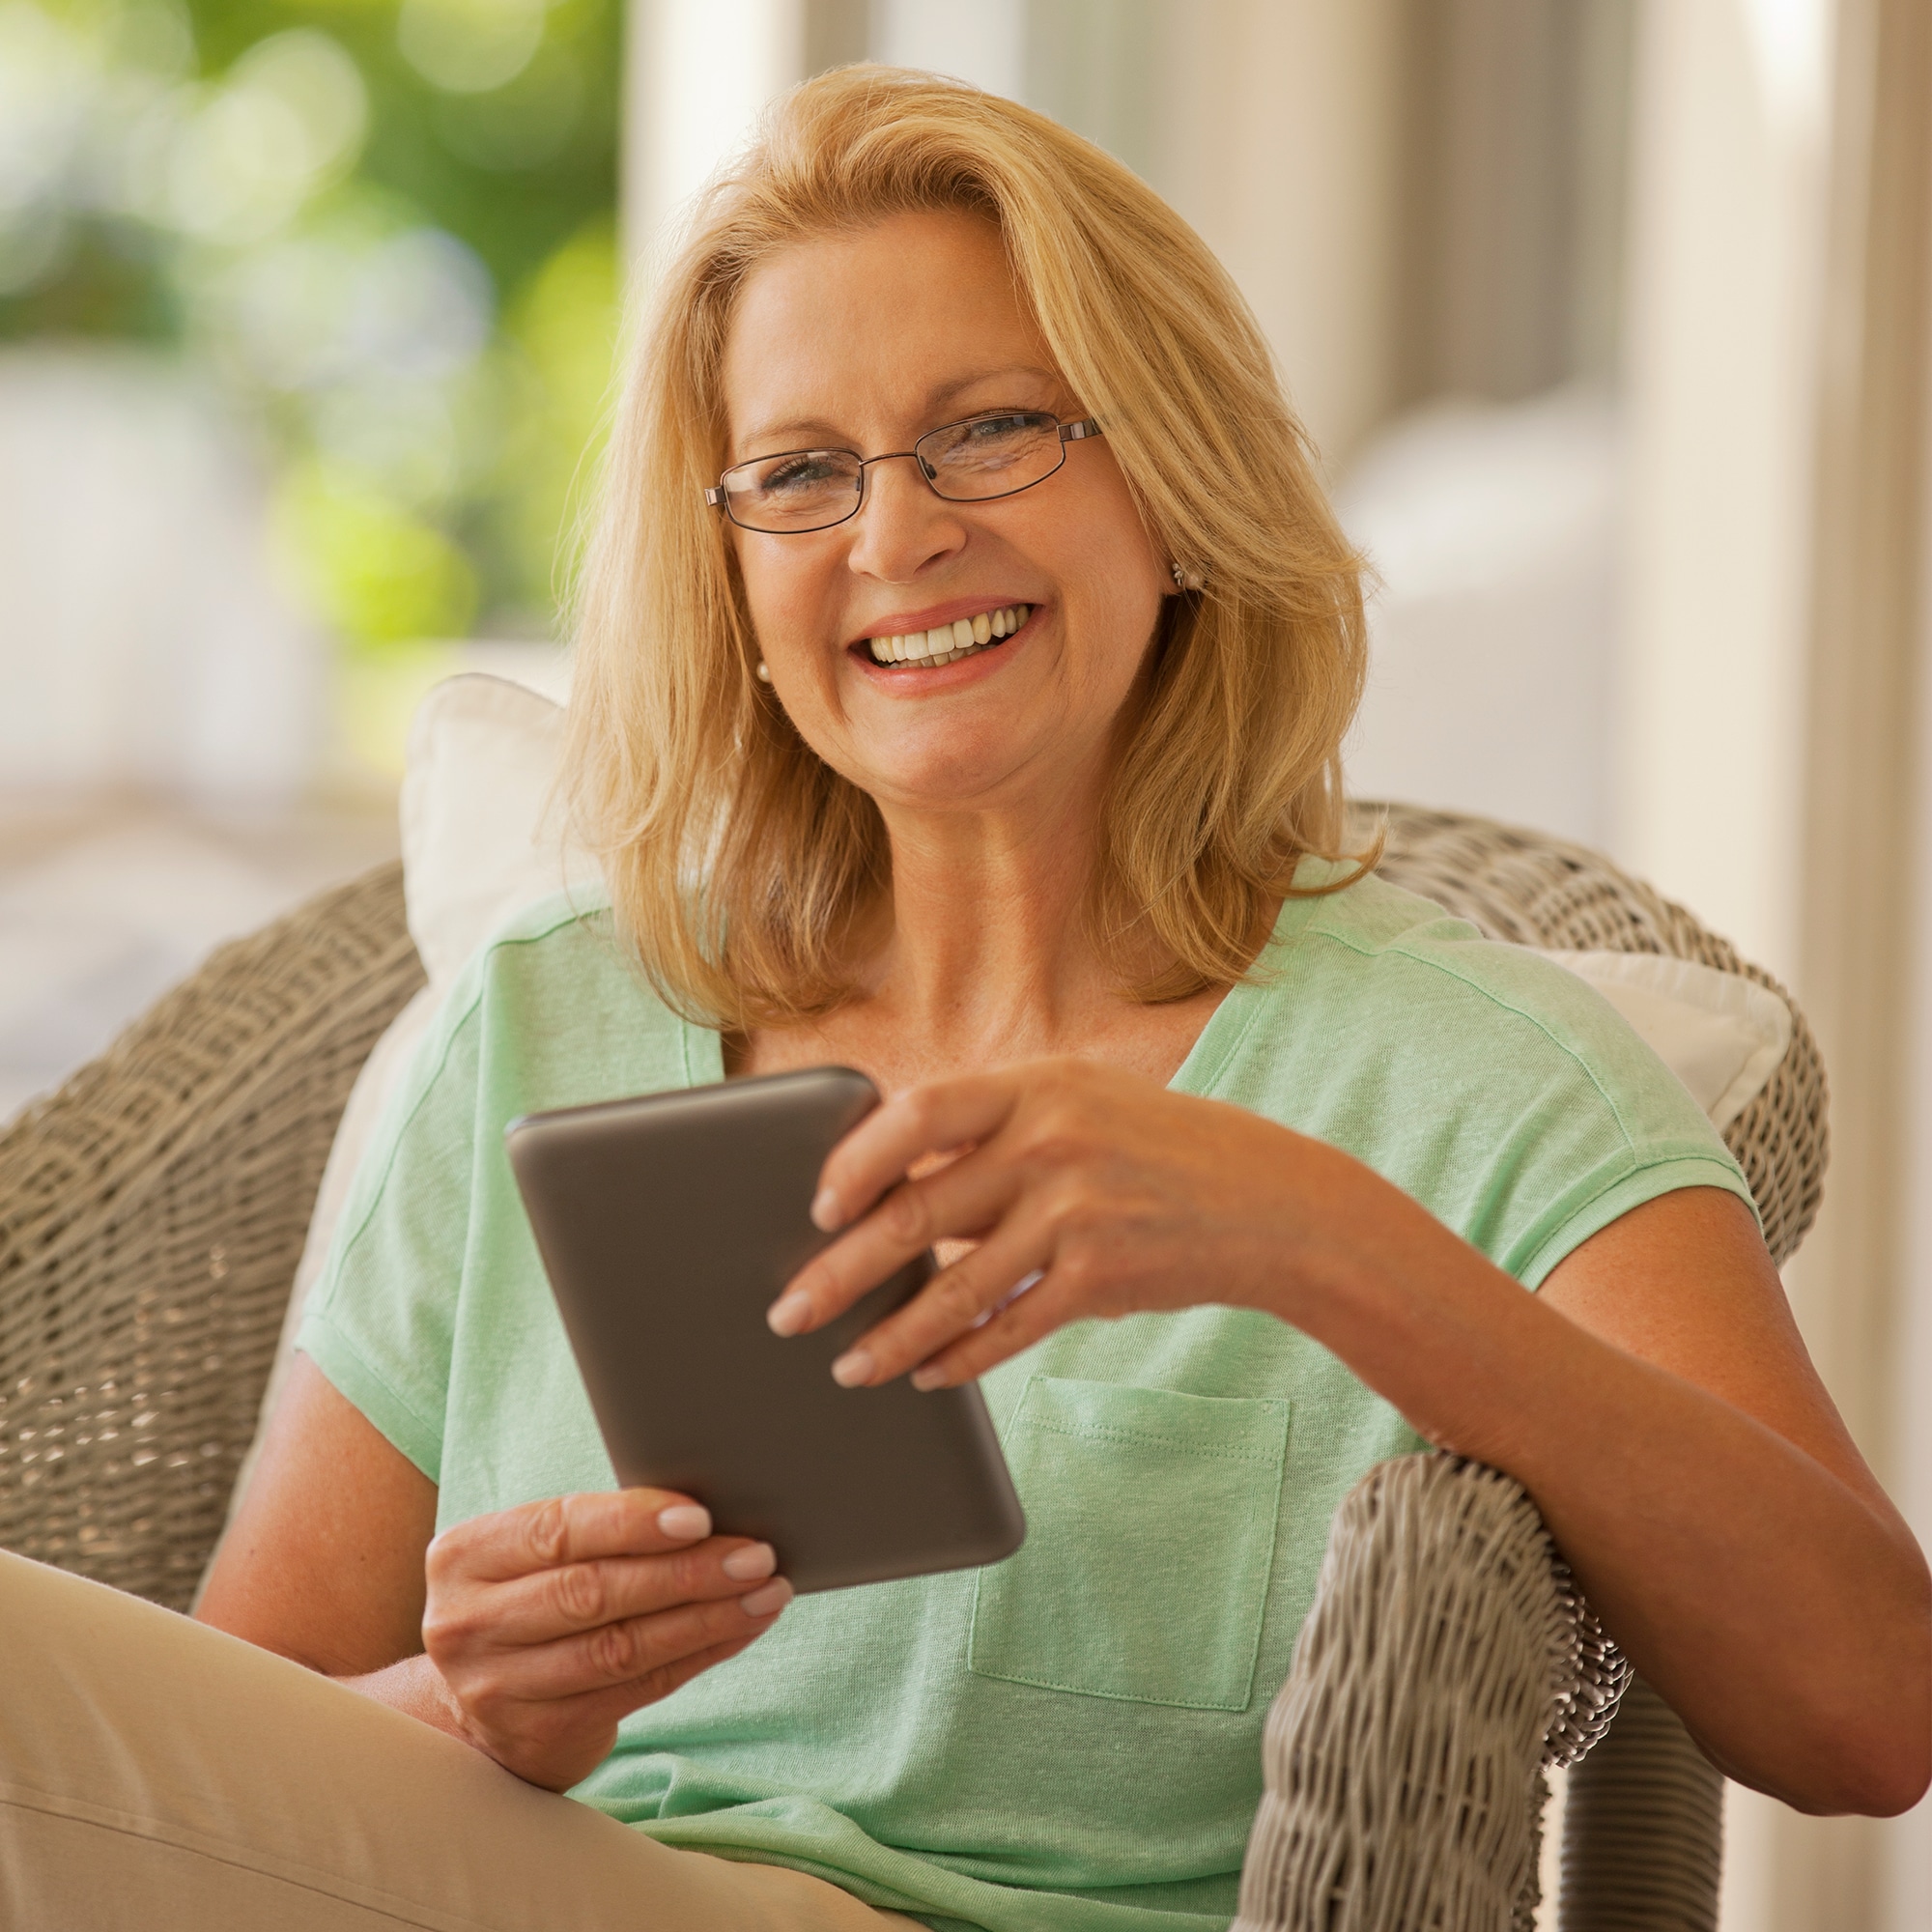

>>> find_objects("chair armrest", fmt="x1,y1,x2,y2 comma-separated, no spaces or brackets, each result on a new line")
1235,1452,1628,1932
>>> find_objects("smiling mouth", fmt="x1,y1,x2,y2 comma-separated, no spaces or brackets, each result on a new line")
863,604,1033,669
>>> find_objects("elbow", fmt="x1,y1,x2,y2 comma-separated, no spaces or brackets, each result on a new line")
1742,1706,1930,1818
1784,1734,1929,1819
1840,1662,1931,1817
1864,1758,1931,1821
1786,1578,1932,1817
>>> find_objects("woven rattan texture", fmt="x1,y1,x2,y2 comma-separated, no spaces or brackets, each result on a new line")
1558,1677,1723,1932
1234,1454,1605,1932
0,862,423,1610
1358,803,1828,1267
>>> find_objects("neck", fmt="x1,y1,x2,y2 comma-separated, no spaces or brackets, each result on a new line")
861,776,1123,1063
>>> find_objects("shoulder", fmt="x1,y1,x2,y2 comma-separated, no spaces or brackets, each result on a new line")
1192,864,1751,1281
400,886,697,1123
444,883,656,1026
1291,867,1648,1074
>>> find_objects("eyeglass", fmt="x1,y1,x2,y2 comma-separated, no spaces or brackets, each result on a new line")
704,411,1103,534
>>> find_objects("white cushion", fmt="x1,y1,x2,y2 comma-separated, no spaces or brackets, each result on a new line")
399,671,602,985
1539,950,1790,1134
215,673,1795,1549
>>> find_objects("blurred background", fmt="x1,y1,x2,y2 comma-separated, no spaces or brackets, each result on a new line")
1,2,1927,1924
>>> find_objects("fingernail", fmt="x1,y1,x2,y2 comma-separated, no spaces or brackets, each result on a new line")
767,1293,810,1337
721,1542,776,1582
739,1577,792,1618
657,1504,711,1541
810,1187,841,1232
830,1348,873,1387
910,1363,947,1392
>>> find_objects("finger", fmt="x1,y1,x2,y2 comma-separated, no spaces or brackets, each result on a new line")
825,1220,1055,1387
473,1537,779,1646
770,1149,1019,1338
534,1629,771,1743
908,1270,1074,1389
810,1071,1024,1232
438,1489,713,1586
502,1579,794,1700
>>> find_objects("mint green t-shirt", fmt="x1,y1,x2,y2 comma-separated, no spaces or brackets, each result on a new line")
298,866,1753,1932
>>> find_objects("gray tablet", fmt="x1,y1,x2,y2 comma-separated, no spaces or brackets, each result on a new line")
504,1066,1025,1594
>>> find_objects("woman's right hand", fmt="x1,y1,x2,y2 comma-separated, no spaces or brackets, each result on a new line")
418,1488,791,1790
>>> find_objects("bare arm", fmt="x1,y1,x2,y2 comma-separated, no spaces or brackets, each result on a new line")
198,1352,437,1677
777,1060,1932,1817
197,1355,794,1789
1324,1178,1929,1817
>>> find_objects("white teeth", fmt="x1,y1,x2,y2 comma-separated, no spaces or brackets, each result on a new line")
865,604,1029,666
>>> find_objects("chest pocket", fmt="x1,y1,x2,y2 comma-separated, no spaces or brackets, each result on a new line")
968,1376,1290,1712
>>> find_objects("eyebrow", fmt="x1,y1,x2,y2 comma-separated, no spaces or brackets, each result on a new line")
734,364,1065,456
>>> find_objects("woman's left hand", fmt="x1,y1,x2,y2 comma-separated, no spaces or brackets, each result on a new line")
766,1058,1345,1389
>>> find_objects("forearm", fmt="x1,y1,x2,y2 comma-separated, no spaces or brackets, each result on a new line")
1264,1149,1931,1815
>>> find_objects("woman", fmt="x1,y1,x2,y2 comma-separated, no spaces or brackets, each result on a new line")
8,66,1925,1932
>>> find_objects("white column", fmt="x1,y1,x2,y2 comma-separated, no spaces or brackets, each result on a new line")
1889,426,1932,1925
1620,6,1932,1929
872,0,1025,98
1612,0,1835,984
1145,0,1406,475
621,0,807,274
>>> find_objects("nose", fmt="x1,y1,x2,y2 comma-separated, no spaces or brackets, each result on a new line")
844,452,968,582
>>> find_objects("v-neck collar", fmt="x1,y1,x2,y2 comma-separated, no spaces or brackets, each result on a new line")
676,856,1349,1099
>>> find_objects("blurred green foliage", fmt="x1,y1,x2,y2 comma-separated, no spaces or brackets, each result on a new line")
0,0,622,646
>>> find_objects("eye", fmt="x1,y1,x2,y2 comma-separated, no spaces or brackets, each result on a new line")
762,453,849,492
961,412,1042,442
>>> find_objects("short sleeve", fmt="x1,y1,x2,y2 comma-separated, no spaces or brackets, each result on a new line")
1369,931,1760,1290
1191,877,1762,1296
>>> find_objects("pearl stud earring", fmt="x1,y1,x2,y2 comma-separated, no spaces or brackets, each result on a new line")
756,662,772,682
1171,564,1205,591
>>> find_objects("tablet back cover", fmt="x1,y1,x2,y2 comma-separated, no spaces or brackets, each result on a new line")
505,1068,1025,1594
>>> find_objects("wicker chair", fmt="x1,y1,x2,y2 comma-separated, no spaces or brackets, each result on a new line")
0,805,1826,1932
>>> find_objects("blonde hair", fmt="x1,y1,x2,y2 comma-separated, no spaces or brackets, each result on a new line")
565,65,1372,1029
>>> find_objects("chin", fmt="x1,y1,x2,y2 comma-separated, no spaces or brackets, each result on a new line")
855,740,1041,810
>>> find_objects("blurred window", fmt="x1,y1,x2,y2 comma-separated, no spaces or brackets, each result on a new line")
0,0,622,657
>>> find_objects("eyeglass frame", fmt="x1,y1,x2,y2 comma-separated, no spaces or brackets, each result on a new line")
702,412,1104,534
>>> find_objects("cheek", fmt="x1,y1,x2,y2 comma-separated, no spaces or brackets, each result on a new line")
732,543,846,685
1070,529,1166,687
731,540,791,639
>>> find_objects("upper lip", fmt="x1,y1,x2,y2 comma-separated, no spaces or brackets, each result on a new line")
851,596,1036,643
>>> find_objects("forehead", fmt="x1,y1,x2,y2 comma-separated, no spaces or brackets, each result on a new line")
721,209,1059,449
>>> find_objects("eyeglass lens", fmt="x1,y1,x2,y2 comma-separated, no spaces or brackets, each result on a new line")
720,412,1068,533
